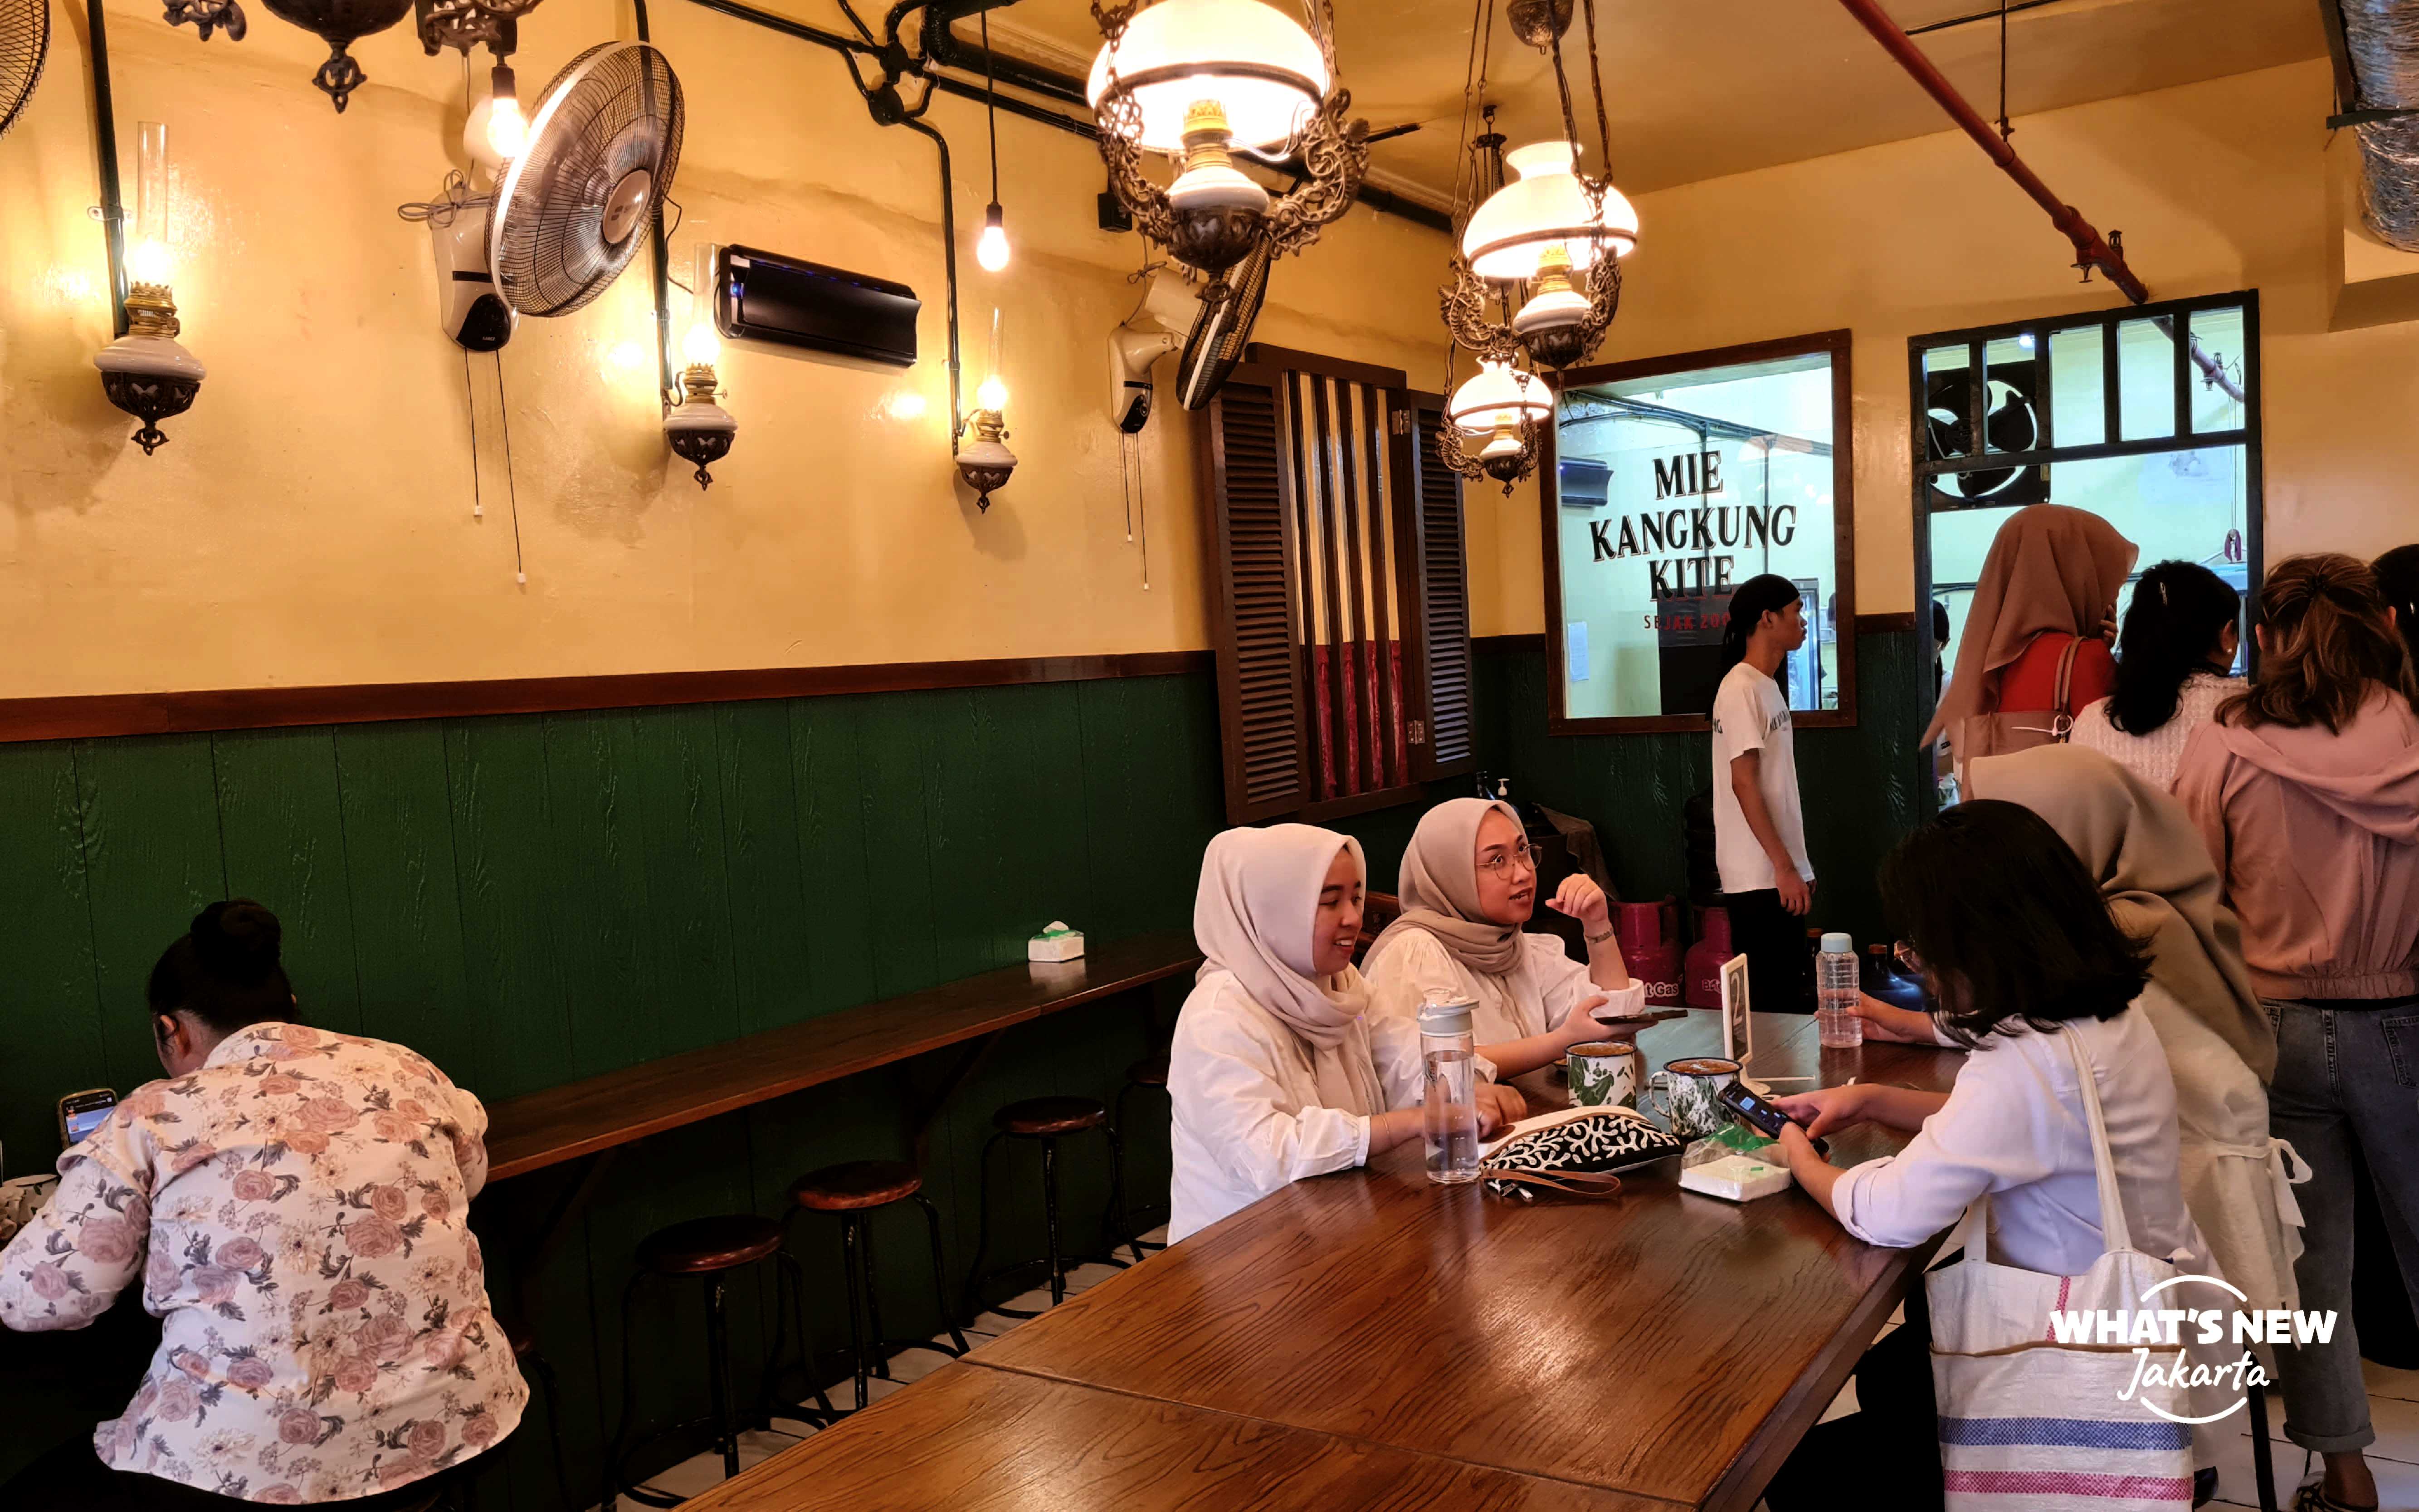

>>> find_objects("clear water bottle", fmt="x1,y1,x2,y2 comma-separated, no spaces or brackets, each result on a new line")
1817,931,1863,1048
1418,994,1482,1184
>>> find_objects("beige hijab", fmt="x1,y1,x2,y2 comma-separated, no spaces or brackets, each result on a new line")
1193,824,1385,1115
1923,505,2138,747
1368,798,1527,977
1968,745,2275,1082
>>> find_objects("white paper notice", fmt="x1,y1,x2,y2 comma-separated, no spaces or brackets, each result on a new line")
1566,620,1590,682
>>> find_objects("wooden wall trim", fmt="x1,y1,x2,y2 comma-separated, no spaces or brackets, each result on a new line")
0,650,1215,744
1853,611,1920,634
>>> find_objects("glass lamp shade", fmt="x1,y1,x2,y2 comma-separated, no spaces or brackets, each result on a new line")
1087,0,1329,153
1459,140,1639,281
1447,361,1550,435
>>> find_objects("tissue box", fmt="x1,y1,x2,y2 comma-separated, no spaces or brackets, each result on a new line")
1027,922,1086,963
1678,1151,1794,1203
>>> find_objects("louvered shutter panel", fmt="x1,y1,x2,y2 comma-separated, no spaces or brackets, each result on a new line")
1201,368,1312,822
1403,394,1476,778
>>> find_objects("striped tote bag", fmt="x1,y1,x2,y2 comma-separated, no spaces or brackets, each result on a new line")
1926,1029,2196,1511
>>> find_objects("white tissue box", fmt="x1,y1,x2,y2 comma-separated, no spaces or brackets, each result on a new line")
1678,1152,1795,1203
1027,922,1086,962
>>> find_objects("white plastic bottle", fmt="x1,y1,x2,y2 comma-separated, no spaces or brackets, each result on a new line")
1816,931,1862,1048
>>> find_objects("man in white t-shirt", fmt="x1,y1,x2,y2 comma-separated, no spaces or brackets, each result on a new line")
1710,575,1816,1014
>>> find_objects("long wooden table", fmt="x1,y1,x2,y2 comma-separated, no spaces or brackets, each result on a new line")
681,1009,1965,1512
482,930,1201,1180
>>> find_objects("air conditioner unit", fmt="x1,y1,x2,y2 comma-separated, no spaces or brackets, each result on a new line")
716,245,921,368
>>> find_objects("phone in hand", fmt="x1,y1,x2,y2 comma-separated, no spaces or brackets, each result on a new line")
58,1088,117,1149
1717,1079,1827,1155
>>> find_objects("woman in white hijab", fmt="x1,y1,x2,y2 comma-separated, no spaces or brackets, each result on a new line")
1362,798,1647,1078
1167,824,1528,1243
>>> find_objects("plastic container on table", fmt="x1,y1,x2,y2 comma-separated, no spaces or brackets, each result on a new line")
1816,932,1862,1048
1418,995,1482,1184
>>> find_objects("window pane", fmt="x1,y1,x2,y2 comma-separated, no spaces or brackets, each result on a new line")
2048,326,2106,447
1555,350,1839,719
2118,317,2177,442
1921,344,1974,462
1982,336,2041,455
2188,307,2248,434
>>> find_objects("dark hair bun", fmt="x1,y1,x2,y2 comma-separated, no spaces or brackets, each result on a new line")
190,899,283,983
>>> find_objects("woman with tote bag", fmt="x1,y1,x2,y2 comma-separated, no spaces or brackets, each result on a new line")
1762,800,2228,1512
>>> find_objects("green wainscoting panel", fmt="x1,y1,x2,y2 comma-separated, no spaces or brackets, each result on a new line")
0,645,1931,1508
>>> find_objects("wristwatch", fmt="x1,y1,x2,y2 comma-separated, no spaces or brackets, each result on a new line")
1585,926,1616,945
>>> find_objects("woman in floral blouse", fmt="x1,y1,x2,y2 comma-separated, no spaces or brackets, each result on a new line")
0,901,527,1507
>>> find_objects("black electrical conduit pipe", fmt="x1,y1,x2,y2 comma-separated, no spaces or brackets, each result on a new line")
86,0,130,337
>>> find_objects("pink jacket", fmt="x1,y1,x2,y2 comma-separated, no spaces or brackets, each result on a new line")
2173,687,2419,1000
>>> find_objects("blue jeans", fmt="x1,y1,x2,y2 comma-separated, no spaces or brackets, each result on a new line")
2266,998,2419,1454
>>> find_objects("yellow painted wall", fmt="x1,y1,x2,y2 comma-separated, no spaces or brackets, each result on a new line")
0,0,1463,696
1489,57,2419,631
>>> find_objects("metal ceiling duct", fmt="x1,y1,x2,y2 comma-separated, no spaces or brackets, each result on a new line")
2339,0,2419,249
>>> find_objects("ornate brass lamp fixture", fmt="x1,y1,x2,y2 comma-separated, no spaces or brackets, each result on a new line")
94,122,205,456
1087,0,1368,327
1438,0,1637,377
663,241,736,488
1439,356,1550,492
954,309,1015,509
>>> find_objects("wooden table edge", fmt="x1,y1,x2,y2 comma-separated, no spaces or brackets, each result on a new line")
484,934,1201,1180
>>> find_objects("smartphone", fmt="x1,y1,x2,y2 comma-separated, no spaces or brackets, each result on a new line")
1717,1079,1827,1155
58,1088,117,1149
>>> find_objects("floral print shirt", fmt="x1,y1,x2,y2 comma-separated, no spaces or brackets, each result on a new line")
0,1023,527,1502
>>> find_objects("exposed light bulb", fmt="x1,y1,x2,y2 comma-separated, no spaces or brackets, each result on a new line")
682,319,721,368
464,65,527,172
126,237,174,288
976,202,1010,273
975,373,1009,413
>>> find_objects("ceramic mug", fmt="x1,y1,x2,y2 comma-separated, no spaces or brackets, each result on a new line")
1566,1040,1644,1110
1648,1056,1742,1141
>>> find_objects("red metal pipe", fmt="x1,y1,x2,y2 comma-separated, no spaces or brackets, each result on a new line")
1833,0,2150,305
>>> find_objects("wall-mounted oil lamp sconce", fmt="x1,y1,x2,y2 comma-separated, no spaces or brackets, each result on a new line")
954,370,1016,509
663,241,736,488
94,122,205,456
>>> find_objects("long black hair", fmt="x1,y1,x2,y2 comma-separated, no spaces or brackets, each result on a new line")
2378,545,2419,665
148,899,297,1035
1719,574,1803,678
1880,800,2151,1048
2105,560,2240,735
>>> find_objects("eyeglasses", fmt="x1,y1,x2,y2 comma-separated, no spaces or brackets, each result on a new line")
1893,940,1926,976
1476,843,1539,878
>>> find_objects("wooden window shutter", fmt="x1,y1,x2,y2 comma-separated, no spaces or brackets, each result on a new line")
1200,366,1312,821
1398,391,1477,779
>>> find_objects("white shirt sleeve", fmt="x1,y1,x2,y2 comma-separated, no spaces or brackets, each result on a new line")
1363,931,1463,1028
1526,933,1639,1031
1171,995,1375,1193
1711,668,1765,770
1831,1039,2062,1249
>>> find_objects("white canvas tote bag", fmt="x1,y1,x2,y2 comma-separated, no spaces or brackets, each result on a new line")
1926,1028,2195,1511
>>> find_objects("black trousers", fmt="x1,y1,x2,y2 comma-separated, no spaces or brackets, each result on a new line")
1723,888,1809,1015
0,1440,451,1511
1764,1288,1943,1512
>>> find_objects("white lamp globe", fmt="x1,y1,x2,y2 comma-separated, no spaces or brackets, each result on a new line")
1087,0,1329,153
1447,360,1550,435
1459,140,1639,281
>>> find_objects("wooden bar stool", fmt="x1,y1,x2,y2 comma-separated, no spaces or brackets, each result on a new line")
1112,1057,1170,1260
787,1160,969,1412
606,1214,813,1510
962,1094,1130,1321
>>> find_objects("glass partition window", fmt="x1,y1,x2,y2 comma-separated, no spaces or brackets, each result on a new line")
1544,332,1855,732
1914,292,2261,771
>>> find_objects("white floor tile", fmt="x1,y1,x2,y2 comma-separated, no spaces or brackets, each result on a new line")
1817,1377,1859,1425
1064,1262,1125,1292
881,1342,958,1384
2363,1392,2419,1469
1138,1223,1170,1246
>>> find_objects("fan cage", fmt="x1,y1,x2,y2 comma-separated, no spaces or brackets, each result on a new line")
0,0,50,142
492,41,684,317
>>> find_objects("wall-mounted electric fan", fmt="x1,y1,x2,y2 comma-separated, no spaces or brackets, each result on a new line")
1174,239,1271,412
491,40,683,316
0,0,48,140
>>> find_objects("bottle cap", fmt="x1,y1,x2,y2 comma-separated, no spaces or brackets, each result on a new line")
1417,999,1476,1036
1821,932,1853,954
